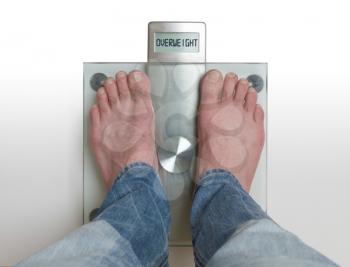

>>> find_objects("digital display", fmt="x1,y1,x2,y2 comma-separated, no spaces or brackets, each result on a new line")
154,32,200,53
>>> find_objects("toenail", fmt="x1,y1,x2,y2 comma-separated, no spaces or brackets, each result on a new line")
117,71,126,79
207,70,221,82
227,72,237,79
97,88,105,95
240,79,249,85
248,88,256,94
131,71,143,82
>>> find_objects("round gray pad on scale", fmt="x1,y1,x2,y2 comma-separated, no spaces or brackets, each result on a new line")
90,73,107,91
247,74,264,93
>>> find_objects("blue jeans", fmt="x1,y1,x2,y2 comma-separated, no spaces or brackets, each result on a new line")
16,162,338,267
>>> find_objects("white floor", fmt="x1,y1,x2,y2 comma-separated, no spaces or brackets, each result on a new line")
1,1,349,266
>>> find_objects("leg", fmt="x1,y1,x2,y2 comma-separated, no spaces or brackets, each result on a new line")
191,70,338,267
16,71,170,267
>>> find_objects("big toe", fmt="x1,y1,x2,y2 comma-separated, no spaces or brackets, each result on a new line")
127,70,153,115
127,70,151,98
200,69,224,104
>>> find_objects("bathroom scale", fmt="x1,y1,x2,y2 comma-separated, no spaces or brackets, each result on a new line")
83,22,267,246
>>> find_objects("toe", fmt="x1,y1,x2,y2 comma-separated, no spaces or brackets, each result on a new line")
89,104,100,144
200,69,224,104
244,88,258,112
90,104,100,125
127,70,151,99
222,72,238,100
127,71,154,117
104,78,119,107
96,87,111,116
254,104,265,123
116,71,130,99
234,78,249,104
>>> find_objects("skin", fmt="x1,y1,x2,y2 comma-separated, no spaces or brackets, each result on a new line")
196,70,265,192
89,70,157,189
90,69,265,192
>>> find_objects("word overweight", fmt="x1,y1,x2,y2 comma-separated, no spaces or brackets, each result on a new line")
155,38,199,48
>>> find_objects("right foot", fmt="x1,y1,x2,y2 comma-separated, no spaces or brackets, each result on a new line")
197,70,265,192
89,70,157,190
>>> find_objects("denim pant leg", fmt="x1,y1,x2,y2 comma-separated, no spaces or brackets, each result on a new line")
16,162,171,267
191,169,338,267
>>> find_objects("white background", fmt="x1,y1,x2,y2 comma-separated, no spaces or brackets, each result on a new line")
0,0,349,266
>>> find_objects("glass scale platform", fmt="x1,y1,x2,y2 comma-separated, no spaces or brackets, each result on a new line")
83,62,267,246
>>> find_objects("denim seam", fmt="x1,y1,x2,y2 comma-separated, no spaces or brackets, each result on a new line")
119,175,169,235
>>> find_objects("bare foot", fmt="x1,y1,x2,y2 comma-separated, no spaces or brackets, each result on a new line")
89,70,157,190
197,70,265,192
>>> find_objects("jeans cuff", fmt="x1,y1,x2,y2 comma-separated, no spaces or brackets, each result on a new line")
112,161,158,187
194,168,243,198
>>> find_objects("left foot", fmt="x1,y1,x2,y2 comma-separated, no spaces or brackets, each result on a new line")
89,71,157,190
